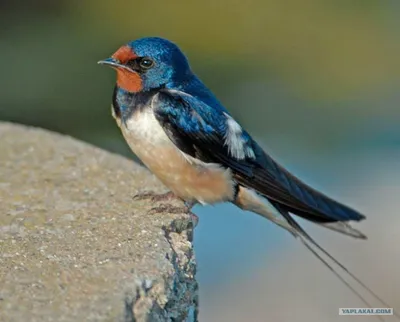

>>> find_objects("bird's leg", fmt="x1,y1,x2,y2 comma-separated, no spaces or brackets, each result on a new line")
133,190,199,227
147,204,198,223
146,198,199,228
132,190,177,202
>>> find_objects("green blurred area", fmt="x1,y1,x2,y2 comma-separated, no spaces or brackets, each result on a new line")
0,0,399,156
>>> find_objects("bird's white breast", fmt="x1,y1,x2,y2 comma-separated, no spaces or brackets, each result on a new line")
116,105,235,204
124,107,171,146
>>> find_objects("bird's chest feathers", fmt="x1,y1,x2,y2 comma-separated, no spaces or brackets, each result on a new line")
114,96,235,204
112,89,174,164
122,108,171,150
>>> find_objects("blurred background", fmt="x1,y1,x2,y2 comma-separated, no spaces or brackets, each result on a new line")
1,1,399,321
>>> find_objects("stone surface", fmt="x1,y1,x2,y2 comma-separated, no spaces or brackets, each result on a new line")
0,122,198,322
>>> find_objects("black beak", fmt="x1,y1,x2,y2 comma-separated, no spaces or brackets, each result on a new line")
97,58,131,71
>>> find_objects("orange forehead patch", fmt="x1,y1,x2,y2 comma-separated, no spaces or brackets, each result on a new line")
112,45,137,63
116,69,143,92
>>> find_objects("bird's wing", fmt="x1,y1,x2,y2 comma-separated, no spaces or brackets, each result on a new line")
152,89,365,223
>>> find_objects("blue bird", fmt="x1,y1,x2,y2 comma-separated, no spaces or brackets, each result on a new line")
99,37,397,318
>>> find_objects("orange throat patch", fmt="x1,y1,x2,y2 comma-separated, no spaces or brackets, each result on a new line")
116,69,143,92
111,46,143,92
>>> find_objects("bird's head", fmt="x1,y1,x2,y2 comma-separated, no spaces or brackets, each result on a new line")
98,37,191,93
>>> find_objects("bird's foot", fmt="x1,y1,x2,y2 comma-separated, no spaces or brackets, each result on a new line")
133,191,199,227
147,204,199,228
132,191,177,203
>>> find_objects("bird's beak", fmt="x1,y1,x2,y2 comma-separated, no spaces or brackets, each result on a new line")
97,58,131,71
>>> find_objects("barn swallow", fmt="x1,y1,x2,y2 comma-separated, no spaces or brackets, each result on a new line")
99,37,398,318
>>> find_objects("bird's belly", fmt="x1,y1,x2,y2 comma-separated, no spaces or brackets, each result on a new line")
119,109,235,204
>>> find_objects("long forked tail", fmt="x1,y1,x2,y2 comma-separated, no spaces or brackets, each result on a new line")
272,203,400,321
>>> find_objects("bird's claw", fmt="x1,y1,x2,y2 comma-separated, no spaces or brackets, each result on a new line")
133,191,199,227
132,191,177,203
147,204,199,228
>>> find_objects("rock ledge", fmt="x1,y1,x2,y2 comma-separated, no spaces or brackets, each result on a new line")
0,122,198,322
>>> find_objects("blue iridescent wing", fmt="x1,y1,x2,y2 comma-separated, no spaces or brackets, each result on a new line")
153,89,365,223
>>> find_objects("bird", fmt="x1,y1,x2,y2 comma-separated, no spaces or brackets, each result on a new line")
98,37,398,319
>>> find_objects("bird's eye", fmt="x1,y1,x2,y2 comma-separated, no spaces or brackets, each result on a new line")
139,57,154,69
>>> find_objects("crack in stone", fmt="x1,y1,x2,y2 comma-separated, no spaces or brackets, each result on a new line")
123,215,198,322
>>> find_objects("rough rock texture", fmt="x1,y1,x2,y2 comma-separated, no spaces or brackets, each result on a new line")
0,122,198,322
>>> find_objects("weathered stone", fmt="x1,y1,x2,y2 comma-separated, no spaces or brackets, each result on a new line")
0,122,198,322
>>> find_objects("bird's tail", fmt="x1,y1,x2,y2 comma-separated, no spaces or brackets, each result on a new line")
235,186,399,321
318,221,367,239
272,202,400,322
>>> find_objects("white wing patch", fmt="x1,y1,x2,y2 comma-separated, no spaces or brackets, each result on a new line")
223,113,255,160
157,90,256,160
